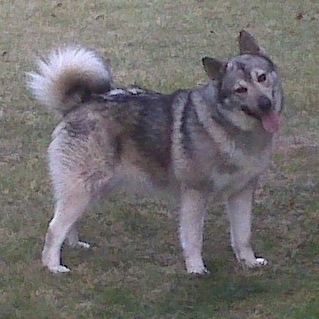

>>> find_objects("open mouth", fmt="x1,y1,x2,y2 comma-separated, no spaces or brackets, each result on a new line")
240,105,281,133
240,105,258,118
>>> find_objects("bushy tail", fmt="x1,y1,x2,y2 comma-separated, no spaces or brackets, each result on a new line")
27,46,112,115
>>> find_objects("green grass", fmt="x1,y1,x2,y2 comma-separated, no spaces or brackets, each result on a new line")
1,0,319,318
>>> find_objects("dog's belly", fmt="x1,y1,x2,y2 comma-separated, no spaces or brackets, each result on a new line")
109,132,270,202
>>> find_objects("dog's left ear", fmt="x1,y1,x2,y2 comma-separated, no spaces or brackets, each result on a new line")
239,30,265,55
202,57,225,81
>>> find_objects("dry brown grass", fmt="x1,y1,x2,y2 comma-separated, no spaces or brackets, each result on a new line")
0,0,318,318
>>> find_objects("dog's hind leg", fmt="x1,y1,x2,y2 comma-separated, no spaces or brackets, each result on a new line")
179,188,208,274
226,183,268,268
66,224,90,249
42,185,90,273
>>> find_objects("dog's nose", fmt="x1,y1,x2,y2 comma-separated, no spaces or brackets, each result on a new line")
258,96,272,111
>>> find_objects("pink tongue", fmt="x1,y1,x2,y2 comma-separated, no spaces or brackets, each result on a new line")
261,111,281,133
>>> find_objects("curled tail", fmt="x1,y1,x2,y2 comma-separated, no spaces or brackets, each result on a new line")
27,46,112,115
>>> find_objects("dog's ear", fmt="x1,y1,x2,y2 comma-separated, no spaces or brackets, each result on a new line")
202,57,224,81
239,30,265,55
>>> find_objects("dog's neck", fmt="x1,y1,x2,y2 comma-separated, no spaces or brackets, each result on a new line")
197,83,233,127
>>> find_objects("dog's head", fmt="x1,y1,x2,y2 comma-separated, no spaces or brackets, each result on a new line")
202,30,284,133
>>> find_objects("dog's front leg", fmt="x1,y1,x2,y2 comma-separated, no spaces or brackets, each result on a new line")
179,188,208,274
226,183,267,268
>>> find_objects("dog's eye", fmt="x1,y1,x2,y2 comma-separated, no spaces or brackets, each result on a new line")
235,87,248,94
257,73,267,83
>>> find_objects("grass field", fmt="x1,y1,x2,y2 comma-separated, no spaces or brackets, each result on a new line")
1,0,319,318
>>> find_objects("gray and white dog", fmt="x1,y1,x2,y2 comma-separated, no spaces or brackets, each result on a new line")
28,30,283,274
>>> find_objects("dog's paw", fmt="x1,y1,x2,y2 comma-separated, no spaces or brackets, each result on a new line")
75,241,90,249
48,265,71,273
186,261,210,275
255,257,268,266
189,267,210,277
243,257,268,268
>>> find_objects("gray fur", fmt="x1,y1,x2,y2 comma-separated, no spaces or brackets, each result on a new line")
28,31,283,274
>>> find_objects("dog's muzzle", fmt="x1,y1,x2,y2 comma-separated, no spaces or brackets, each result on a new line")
257,95,272,111
241,96,281,134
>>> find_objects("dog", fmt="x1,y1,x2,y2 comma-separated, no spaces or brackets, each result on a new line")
27,30,283,274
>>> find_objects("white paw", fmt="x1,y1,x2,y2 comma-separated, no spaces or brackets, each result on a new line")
255,257,268,266
48,265,71,273
186,260,209,275
75,241,90,249
243,257,268,268
188,267,210,276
